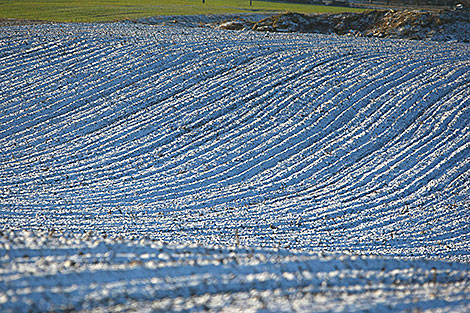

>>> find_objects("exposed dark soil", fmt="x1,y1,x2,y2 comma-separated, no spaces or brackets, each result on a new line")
219,9,470,42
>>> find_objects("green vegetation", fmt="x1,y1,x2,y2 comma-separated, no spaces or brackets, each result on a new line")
0,0,364,22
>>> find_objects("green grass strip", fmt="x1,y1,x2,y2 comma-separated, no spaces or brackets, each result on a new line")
0,0,364,23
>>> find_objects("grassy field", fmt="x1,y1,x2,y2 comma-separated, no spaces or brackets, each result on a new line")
0,0,364,22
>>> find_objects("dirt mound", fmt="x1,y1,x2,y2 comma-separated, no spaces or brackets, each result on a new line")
220,10,470,43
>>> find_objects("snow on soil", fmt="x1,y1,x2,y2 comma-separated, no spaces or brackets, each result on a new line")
1,230,469,312
0,22,470,311
139,14,271,28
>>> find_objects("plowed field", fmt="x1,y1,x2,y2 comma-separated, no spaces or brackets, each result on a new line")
1,23,469,312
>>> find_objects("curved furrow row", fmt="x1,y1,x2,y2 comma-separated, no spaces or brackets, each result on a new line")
37,40,260,151
305,67,470,208
3,47,334,189
145,56,351,187
0,54,231,173
0,51,276,188
0,40,116,120
231,61,448,206
243,61,434,192
1,58,458,212
0,37,227,139
344,83,470,207
0,23,469,262
294,61,466,186
136,51,403,186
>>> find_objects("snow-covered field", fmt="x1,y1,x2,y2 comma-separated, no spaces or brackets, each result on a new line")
1,22,469,311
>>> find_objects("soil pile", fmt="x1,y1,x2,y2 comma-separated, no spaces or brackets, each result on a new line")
220,9,470,42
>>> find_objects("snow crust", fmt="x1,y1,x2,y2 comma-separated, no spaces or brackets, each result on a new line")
1,230,469,312
0,22,469,311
